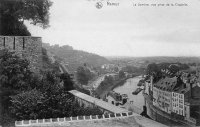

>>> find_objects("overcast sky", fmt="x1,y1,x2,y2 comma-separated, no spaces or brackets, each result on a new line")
26,0,200,57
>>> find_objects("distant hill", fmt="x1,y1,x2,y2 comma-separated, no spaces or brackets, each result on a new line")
107,56,200,63
42,43,110,73
108,56,200,68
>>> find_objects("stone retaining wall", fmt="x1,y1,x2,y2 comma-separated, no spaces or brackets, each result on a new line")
0,36,43,73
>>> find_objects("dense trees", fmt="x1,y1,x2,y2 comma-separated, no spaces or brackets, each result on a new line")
95,75,114,96
146,63,159,76
0,50,31,84
60,73,74,91
0,49,32,110
10,90,103,120
0,0,52,35
119,70,125,79
0,49,33,125
76,66,93,85
0,49,103,126
10,89,45,120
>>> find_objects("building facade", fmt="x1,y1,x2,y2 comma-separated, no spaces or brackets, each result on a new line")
153,87,172,114
145,71,200,126
171,92,184,116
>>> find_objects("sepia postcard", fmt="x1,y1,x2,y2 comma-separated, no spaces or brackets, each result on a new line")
0,0,200,127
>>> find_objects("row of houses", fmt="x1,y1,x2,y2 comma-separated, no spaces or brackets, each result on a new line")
101,64,120,73
144,70,200,125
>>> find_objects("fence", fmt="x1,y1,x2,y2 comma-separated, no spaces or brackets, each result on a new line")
15,112,135,127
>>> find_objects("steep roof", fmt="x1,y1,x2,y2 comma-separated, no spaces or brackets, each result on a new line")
154,77,177,91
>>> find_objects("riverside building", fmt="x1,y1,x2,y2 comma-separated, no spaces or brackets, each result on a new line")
143,69,200,126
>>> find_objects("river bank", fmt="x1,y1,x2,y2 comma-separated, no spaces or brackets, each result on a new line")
113,76,145,113
95,74,139,99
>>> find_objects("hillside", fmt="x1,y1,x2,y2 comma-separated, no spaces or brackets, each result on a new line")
108,56,200,68
108,56,200,63
42,43,110,73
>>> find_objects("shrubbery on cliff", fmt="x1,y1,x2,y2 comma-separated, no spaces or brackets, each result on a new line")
0,49,103,126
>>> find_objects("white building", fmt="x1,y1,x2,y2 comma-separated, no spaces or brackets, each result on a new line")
153,87,172,114
152,77,177,114
171,92,184,116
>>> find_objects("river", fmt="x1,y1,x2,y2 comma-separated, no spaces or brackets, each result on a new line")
112,76,145,114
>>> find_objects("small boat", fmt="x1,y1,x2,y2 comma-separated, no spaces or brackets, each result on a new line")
132,88,143,95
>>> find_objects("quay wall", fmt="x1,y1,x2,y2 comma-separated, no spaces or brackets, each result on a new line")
144,93,195,127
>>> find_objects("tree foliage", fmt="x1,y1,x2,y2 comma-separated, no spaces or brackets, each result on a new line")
146,63,162,83
60,73,74,91
146,63,159,75
10,89,103,120
119,70,125,79
0,49,32,91
10,89,45,120
0,0,52,35
0,49,33,125
0,49,103,124
97,75,114,92
76,66,93,85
